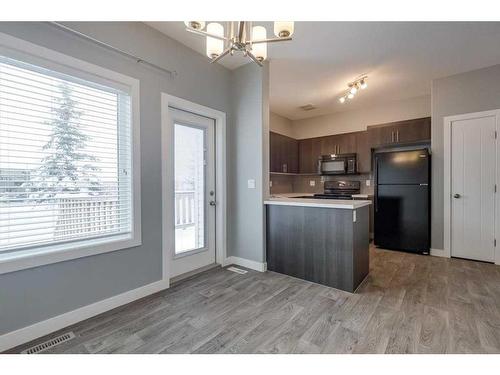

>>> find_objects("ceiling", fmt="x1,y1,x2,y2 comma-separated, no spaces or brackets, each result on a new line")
147,22,500,120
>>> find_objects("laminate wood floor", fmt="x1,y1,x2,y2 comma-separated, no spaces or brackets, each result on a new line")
9,247,500,354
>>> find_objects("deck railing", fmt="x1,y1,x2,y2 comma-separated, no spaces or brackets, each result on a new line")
54,196,120,239
175,190,195,229
53,191,195,239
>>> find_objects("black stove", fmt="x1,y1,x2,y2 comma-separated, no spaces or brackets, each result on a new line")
313,180,360,200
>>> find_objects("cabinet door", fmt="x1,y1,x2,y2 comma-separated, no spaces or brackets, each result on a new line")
368,125,393,147
320,135,336,155
286,137,299,173
298,138,314,173
270,132,279,172
337,133,356,154
395,117,431,143
355,131,371,173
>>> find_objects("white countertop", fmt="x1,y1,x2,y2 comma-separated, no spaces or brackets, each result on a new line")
265,194,371,210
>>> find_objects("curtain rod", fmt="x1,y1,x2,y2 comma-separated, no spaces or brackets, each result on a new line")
49,22,178,78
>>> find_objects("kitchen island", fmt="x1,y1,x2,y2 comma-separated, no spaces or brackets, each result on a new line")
264,197,371,293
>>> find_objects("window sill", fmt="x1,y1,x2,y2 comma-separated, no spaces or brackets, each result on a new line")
0,234,141,275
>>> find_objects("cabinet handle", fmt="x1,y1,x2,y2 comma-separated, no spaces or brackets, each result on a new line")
391,131,394,143
396,130,399,142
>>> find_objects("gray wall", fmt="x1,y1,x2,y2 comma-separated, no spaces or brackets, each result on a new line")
431,64,500,249
0,22,232,335
228,63,269,262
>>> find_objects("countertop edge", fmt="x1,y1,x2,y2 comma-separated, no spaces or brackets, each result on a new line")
264,198,371,210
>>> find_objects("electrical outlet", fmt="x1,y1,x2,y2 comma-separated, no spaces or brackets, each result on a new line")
269,180,273,187
309,180,316,187
247,179,256,189
366,180,371,187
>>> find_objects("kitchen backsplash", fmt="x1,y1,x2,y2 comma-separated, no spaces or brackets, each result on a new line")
269,174,294,194
270,173,374,195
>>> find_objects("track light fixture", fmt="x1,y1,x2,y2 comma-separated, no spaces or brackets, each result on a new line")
339,75,368,104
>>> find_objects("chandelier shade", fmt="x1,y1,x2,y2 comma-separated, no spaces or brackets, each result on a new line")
206,23,224,58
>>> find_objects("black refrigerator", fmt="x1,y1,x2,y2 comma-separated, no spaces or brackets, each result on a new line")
374,149,430,254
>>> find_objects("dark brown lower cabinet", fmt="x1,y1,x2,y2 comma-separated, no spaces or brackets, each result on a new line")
266,204,369,293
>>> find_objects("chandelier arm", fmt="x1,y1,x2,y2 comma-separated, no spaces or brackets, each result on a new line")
238,21,245,42
209,46,232,64
185,27,228,41
246,49,263,67
248,37,292,44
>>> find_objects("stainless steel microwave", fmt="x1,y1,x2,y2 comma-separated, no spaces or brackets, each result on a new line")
318,153,357,175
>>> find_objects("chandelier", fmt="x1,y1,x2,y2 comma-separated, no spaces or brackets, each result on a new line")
184,21,294,66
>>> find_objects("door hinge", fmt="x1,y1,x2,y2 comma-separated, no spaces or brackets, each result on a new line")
495,239,497,247
495,131,498,139
496,184,497,193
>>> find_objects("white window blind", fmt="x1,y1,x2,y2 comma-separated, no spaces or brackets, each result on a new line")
0,55,133,253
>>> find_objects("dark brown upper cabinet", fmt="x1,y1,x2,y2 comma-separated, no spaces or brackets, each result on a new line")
367,117,431,147
298,137,319,174
354,131,371,173
270,131,298,173
298,133,357,174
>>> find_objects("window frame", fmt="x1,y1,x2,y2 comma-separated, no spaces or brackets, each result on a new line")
0,32,141,275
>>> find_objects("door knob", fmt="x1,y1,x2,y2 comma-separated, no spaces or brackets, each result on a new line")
453,193,461,199
209,201,216,206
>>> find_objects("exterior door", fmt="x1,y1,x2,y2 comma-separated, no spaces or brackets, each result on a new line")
451,114,496,262
170,108,216,277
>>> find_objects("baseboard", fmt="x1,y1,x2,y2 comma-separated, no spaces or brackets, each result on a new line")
0,278,170,353
430,248,449,258
224,256,267,272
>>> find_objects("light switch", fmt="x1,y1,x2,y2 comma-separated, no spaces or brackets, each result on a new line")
353,210,357,222
309,180,316,187
248,179,256,189
366,180,371,187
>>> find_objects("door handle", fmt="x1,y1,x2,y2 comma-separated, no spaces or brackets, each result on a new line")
209,200,216,206
453,193,461,199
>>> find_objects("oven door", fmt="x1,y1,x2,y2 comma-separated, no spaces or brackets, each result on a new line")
319,159,347,174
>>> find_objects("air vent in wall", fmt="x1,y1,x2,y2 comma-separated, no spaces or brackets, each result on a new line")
227,266,248,274
21,331,75,354
299,104,316,111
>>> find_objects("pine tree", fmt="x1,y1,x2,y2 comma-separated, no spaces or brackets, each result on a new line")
25,82,101,201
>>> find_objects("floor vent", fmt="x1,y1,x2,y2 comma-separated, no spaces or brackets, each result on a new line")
227,266,248,274
21,331,76,354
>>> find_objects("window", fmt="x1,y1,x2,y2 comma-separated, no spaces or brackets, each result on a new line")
0,38,140,271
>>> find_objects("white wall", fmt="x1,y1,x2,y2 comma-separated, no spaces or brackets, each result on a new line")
270,112,294,137
291,95,431,139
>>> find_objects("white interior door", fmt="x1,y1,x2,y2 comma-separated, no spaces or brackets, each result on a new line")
451,114,496,262
170,108,216,278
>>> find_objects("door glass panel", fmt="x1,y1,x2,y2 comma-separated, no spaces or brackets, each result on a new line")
174,123,206,254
